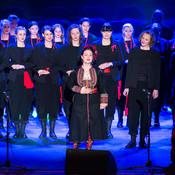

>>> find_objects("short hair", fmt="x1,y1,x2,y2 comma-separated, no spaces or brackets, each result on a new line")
1,19,11,28
101,22,112,32
122,23,134,35
66,24,83,45
152,9,164,23
79,17,92,25
139,30,155,48
15,26,26,35
28,21,39,29
8,14,20,22
41,25,53,34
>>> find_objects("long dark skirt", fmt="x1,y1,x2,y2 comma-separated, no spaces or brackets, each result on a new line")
35,76,59,121
69,94,107,142
9,75,33,123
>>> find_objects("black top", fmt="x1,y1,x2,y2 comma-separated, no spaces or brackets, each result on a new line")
60,44,83,71
125,46,161,90
93,39,123,81
138,49,150,82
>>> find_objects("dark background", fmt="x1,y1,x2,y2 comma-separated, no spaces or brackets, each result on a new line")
0,0,175,37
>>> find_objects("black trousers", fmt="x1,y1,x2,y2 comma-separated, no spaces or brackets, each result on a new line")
127,81,152,138
103,73,118,121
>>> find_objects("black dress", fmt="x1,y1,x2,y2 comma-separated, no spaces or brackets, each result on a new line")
93,39,123,120
67,66,108,142
32,42,64,121
2,43,34,123
60,44,84,120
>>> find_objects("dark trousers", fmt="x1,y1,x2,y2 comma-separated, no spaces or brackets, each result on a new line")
103,74,118,120
127,81,152,138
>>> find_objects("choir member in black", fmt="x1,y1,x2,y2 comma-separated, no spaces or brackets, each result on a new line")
67,45,108,149
93,22,123,139
0,41,5,138
145,9,173,40
0,19,15,47
52,24,65,45
116,23,138,128
79,17,97,45
150,23,168,127
52,24,65,116
8,14,19,37
170,52,175,127
32,25,64,139
123,30,161,149
0,19,15,129
2,26,34,139
25,21,42,47
60,24,84,138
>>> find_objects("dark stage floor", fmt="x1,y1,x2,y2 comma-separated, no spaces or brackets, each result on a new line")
0,108,174,174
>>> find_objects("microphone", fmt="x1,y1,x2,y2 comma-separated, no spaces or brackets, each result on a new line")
142,89,151,95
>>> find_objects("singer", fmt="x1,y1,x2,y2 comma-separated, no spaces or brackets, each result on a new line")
123,30,161,149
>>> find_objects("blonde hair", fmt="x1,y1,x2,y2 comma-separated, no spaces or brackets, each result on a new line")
122,23,134,36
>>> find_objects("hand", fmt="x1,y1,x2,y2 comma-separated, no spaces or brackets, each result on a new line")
98,62,112,69
12,64,25,70
152,89,159,99
124,59,128,64
66,70,73,76
38,70,50,76
123,88,129,96
100,103,107,109
80,87,92,94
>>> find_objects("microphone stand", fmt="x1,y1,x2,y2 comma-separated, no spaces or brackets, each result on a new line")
0,92,26,170
129,89,164,173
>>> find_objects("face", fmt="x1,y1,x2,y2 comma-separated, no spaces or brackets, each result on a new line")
11,19,18,30
54,27,62,38
81,49,93,64
153,13,163,24
2,24,10,34
80,21,90,33
123,27,132,38
101,31,112,40
140,33,151,48
16,30,26,42
71,28,80,42
29,25,39,35
42,30,53,42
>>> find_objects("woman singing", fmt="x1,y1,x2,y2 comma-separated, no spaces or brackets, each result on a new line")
67,45,108,149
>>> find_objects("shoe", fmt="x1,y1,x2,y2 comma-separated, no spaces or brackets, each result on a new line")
73,143,80,149
86,141,93,150
117,121,123,128
107,132,113,139
50,121,57,139
154,122,160,127
66,131,69,139
21,123,27,139
139,141,148,149
39,121,46,139
125,141,136,148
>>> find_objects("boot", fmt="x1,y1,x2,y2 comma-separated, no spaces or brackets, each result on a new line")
125,135,136,148
50,120,57,139
21,123,27,139
154,113,160,127
8,119,14,129
106,120,113,139
39,121,46,139
13,123,20,139
139,135,148,149
0,131,3,138
117,112,123,128
0,117,4,129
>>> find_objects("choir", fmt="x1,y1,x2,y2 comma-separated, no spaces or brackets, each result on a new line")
0,11,174,149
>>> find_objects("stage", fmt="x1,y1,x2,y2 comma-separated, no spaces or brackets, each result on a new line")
0,108,173,174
